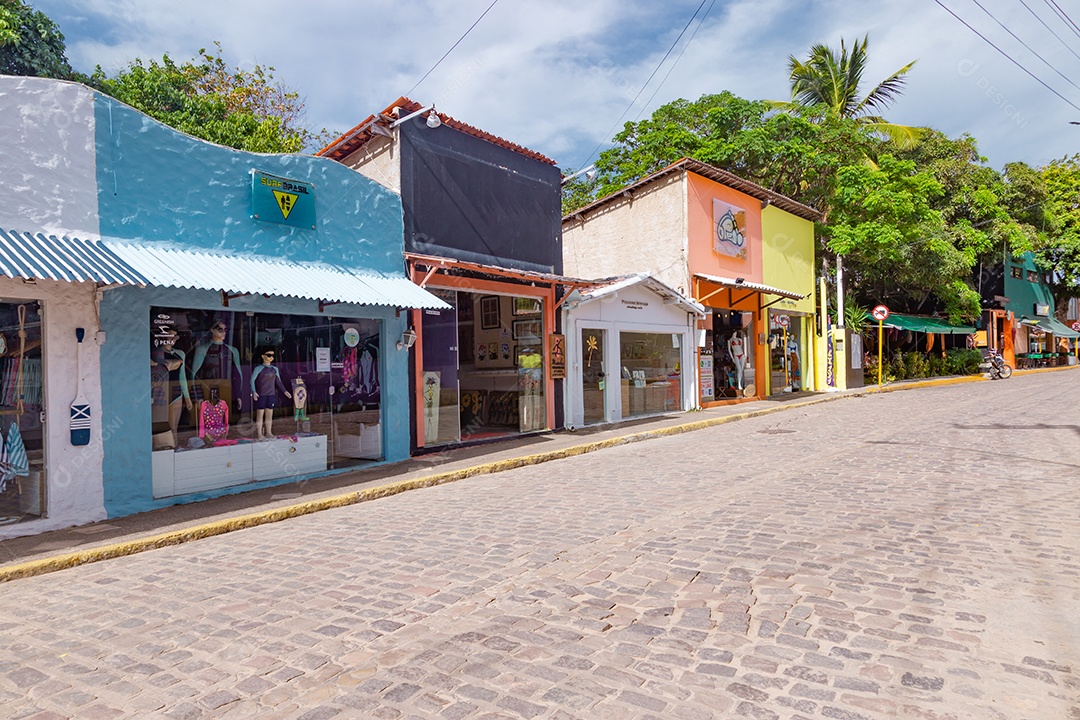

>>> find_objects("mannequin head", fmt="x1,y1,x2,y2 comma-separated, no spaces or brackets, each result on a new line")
210,320,227,343
260,348,276,366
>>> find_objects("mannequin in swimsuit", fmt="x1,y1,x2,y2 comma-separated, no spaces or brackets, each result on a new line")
728,330,747,390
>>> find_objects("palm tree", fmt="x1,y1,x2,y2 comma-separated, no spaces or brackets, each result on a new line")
777,35,921,148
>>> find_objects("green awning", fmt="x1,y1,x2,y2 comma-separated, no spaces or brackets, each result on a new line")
1021,317,1079,339
880,313,975,335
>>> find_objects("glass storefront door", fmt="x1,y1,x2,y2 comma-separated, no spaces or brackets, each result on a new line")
619,331,682,417
0,301,44,524
581,328,606,425
422,290,461,445
425,289,547,445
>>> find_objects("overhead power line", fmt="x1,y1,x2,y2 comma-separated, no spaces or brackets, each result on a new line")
1018,0,1080,65
1042,0,1080,42
634,0,720,122
578,0,712,172
968,0,1080,96
933,0,1080,114
406,0,500,99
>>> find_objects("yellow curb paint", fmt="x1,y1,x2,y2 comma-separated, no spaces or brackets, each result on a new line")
4,366,1056,584
0,395,851,583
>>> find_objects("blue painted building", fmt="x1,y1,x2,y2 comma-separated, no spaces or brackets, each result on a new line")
0,76,445,537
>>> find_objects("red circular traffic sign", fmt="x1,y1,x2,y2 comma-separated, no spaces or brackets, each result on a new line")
1072,321,1080,332
871,305,890,321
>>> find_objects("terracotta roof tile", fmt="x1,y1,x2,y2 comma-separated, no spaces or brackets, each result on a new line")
317,96,556,166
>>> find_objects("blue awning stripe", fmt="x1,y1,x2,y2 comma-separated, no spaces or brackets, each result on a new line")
0,228,449,310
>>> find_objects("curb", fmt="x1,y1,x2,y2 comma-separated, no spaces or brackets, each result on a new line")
4,366,1067,583
0,393,849,583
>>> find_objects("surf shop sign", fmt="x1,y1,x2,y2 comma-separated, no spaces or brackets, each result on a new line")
251,170,316,229
712,198,748,261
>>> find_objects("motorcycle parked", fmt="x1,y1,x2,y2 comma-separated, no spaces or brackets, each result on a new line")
979,349,1013,380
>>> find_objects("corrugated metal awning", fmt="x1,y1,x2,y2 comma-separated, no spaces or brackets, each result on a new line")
577,273,706,317
1021,316,1079,338
694,273,806,300
0,229,449,310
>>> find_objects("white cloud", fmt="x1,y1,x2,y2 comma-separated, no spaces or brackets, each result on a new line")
35,0,1080,170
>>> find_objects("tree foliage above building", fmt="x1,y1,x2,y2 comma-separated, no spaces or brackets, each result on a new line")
89,44,310,154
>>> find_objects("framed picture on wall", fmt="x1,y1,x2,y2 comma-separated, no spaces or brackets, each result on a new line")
480,296,500,329
513,319,542,341
513,297,542,316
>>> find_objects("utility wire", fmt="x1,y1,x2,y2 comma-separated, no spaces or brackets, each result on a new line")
578,0,712,171
969,0,1080,96
933,0,1080,114
1043,0,1080,41
1018,0,1080,65
406,0,500,99
634,0,720,122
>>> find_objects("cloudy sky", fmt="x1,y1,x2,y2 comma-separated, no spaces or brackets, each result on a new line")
35,0,1080,172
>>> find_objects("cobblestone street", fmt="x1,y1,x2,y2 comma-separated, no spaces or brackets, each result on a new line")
2,373,1079,719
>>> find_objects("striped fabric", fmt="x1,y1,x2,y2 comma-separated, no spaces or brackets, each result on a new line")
4,423,28,478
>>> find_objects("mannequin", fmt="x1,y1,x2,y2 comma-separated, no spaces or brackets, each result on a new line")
292,377,309,430
787,338,801,391
198,386,230,442
191,319,244,412
151,328,193,438
727,330,747,390
251,349,291,439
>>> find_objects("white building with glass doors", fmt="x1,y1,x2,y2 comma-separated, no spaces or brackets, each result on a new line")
563,274,705,429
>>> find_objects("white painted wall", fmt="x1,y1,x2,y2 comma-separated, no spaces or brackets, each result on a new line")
341,134,401,195
564,282,697,428
0,279,106,539
563,174,689,294
0,76,99,235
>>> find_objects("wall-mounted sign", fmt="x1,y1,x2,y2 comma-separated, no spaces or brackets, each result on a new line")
712,198,748,260
1034,303,1050,317
251,170,316,229
549,334,565,379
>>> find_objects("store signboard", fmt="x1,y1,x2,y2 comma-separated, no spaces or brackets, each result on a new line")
549,334,566,379
1034,303,1050,317
712,198,748,260
251,170,316,229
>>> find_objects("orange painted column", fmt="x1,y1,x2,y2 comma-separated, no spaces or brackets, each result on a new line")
1002,314,1015,368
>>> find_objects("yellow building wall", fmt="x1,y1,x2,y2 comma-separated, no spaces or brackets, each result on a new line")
762,206,818,390
761,206,816,315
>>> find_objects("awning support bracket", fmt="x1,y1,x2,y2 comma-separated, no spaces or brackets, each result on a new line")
418,265,440,288
731,290,755,306
221,291,249,307
319,300,342,313
762,296,788,310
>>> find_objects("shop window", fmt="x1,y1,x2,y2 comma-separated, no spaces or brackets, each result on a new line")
769,314,802,394
619,332,682,417
149,308,382,499
0,301,44,524
1027,270,1038,283
423,291,546,446
704,310,755,400
1010,266,1022,279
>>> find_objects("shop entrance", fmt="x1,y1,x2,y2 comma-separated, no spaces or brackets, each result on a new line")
703,309,755,400
581,328,606,424
769,313,802,393
422,289,547,446
0,301,44,525
421,290,460,445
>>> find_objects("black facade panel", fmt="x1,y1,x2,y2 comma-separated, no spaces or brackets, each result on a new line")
400,121,562,274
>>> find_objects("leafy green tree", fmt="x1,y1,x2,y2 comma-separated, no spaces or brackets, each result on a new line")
563,92,877,216
90,44,310,154
777,35,921,149
0,0,75,79
1032,155,1080,310
826,155,980,322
